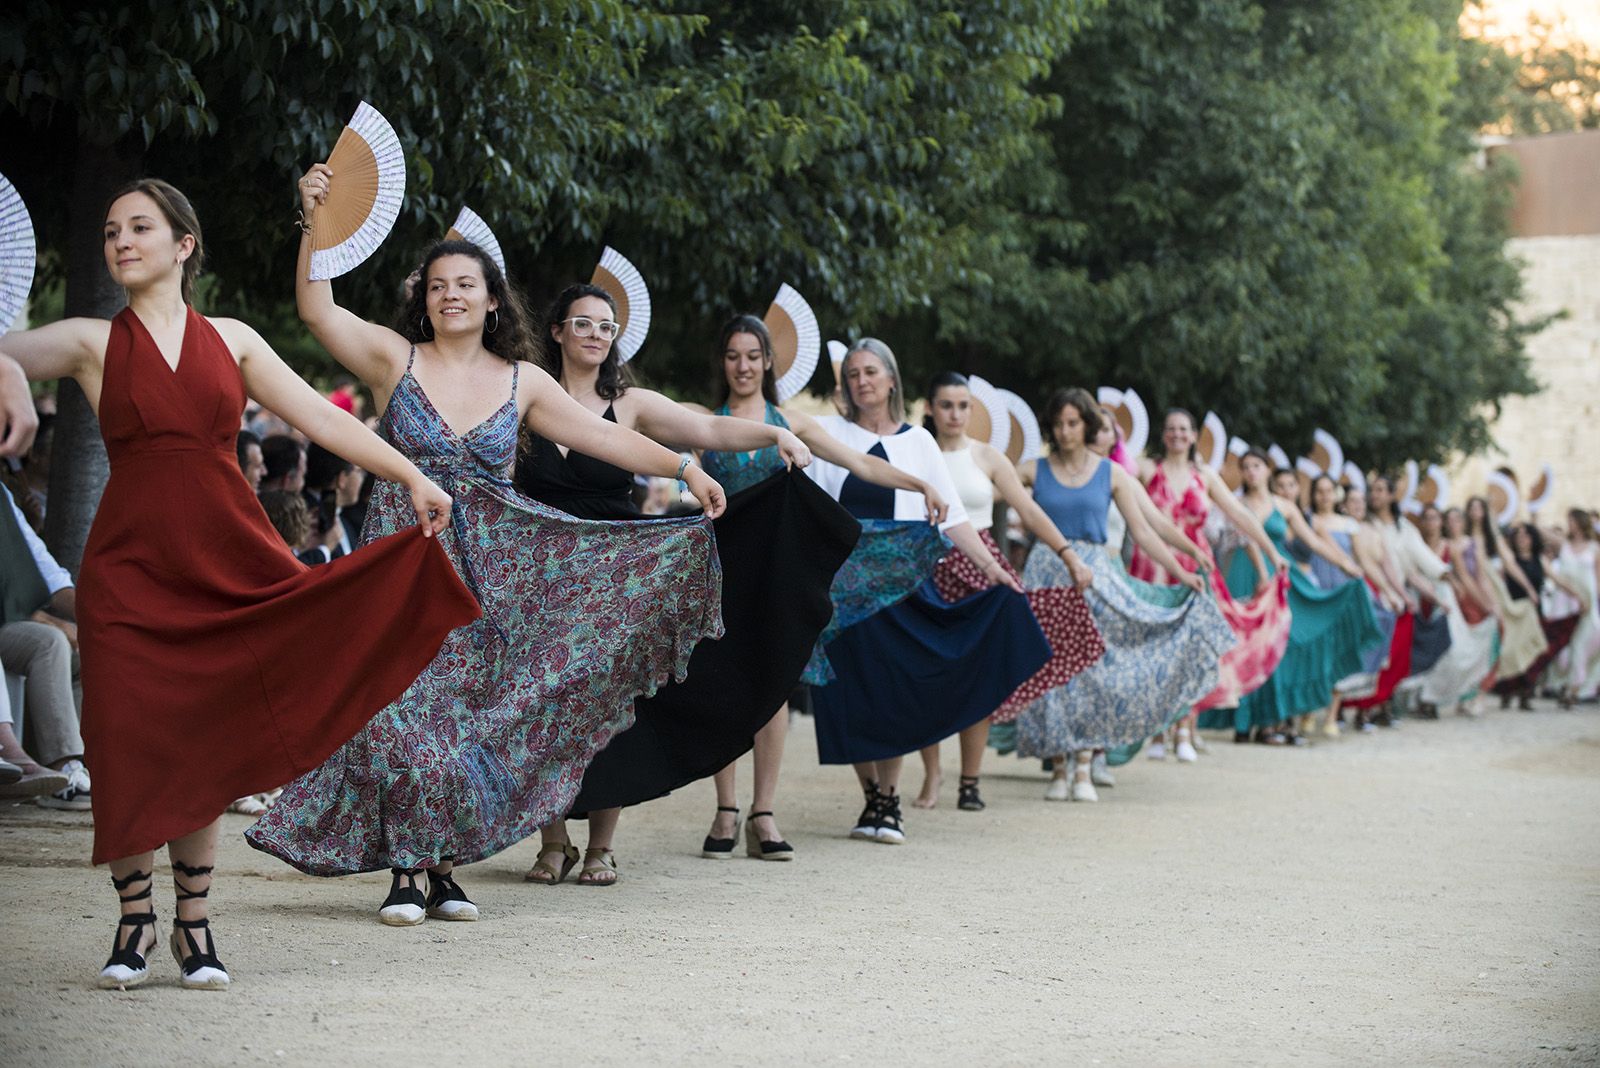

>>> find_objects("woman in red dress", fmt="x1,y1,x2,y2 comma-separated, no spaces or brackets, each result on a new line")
0,179,480,990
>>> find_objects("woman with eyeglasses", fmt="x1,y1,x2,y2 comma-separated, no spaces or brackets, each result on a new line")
515,284,825,886
249,167,726,925
693,314,951,859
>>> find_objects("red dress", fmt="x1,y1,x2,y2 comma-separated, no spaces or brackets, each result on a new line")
78,308,479,864
1127,464,1290,710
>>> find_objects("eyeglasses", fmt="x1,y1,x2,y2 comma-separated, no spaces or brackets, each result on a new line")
560,316,621,341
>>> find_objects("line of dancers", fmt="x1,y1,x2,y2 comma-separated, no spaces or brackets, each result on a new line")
1,171,1595,994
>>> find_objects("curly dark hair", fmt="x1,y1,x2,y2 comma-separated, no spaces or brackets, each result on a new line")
541,283,632,401
394,239,537,365
1043,388,1102,453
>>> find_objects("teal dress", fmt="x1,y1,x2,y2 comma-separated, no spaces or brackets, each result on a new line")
702,402,788,495
1201,506,1382,732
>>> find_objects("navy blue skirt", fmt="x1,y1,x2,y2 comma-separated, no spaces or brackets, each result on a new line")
1408,606,1452,676
811,578,1049,764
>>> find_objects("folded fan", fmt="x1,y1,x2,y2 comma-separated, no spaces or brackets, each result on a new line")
591,247,651,363
308,102,406,281
446,206,505,276
0,173,37,335
765,284,821,403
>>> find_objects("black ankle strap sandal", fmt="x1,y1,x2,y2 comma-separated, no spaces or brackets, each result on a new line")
957,776,986,812
168,862,228,989
744,810,794,861
98,870,157,988
701,805,741,858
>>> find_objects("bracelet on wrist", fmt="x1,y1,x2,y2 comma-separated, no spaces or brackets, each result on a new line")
295,209,314,235
675,457,691,483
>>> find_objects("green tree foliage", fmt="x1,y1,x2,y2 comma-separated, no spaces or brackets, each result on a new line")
907,0,1539,468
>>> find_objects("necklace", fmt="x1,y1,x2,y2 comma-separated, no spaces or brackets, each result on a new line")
1056,450,1094,482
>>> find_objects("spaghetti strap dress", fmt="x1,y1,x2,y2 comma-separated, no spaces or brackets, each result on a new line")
248,358,722,874
1012,457,1234,759
80,309,480,865
929,443,1104,718
1126,464,1289,711
517,402,858,813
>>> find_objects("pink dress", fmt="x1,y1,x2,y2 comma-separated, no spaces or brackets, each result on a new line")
1127,464,1289,710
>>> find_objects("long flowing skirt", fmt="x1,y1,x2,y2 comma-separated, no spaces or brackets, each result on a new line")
1014,541,1234,757
1405,586,1497,708
1336,586,1398,698
567,471,858,812
930,529,1104,719
247,476,723,875
1345,611,1415,710
1201,563,1382,733
1482,566,1548,680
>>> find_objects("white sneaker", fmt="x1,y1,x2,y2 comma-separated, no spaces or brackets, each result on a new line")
37,759,92,810
1190,732,1210,754
1071,776,1099,803
1090,752,1116,787
1146,740,1168,761
1175,735,1198,763
1044,777,1071,802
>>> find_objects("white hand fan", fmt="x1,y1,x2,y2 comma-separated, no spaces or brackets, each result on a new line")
1221,435,1250,491
1120,388,1150,455
1267,444,1291,471
308,101,406,281
590,247,651,363
997,388,1043,464
765,284,821,403
1487,468,1519,527
0,172,36,335
1526,463,1554,515
1296,455,1323,480
1095,386,1122,409
1310,429,1344,479
826,340,849,387
1198,411,1227,470
964,375,1011,454
1419,464,1451,510
1341,461,1367,498
446,205,505,276
1399,460,1421,515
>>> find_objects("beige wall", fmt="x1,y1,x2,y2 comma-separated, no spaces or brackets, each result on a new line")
1453,233,1599,520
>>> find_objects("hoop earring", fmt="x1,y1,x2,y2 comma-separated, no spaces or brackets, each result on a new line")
486,310,499,335
419,314,434,339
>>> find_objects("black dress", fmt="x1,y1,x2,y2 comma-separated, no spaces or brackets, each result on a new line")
515,405,859,812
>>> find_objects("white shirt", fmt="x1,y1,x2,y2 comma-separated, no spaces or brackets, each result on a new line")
2,484,72,595
806,416,968,531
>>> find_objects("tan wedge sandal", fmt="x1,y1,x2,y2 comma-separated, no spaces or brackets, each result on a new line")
524,842,579,886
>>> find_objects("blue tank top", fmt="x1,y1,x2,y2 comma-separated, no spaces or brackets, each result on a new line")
1032,455,1111,544
701,402,789,495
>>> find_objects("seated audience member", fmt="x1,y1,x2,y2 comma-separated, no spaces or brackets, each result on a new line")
259,434,306,493
304,444,364,557
258,489,328,567
236,429,267,492
0,484,82,806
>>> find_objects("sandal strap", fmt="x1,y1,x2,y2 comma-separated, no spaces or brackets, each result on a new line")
749,810,775,819
716,806,740,814
112,870,153,903
171,861,213,901
172,917,224,972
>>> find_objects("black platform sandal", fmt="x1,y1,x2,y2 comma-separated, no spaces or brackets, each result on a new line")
701,806,741,859
98,870,157,989
744,811,794,861
379,868,427,926
957,776,986,812
425,868,479,922
170,861,229,990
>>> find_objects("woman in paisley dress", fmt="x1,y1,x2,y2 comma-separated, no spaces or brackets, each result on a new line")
914,372,1103,812
247,166,727,924
1012,389,1233,801
695,315,948,860
1126,409,1291,761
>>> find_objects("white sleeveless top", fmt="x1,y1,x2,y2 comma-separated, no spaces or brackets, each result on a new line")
940,444,994,531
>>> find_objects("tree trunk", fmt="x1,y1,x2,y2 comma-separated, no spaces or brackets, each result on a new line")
42,137,141,575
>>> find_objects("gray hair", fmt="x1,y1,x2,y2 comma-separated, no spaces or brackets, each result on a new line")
841,336,906,425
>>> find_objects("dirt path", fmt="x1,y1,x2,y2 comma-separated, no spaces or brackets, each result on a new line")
2,700,1596,1065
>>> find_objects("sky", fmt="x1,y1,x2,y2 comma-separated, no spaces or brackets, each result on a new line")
1465,0,1600,46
